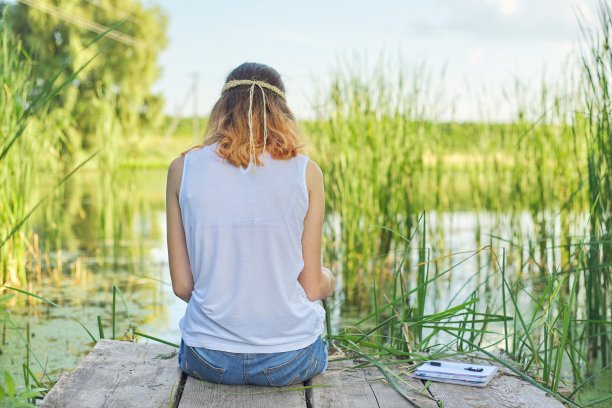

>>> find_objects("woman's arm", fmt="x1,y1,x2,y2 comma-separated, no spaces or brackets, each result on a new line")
298,159,336,301
166,156,194,303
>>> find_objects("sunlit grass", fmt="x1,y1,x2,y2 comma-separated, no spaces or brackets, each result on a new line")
1,2,610,407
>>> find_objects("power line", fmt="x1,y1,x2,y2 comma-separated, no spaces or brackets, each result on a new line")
17,0,139,46
83,0,141,25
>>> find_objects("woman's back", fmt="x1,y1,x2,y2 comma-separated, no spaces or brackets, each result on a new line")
178,142,325,353
169,62,335,385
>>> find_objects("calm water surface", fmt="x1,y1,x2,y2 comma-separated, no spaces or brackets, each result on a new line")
0,168,591,385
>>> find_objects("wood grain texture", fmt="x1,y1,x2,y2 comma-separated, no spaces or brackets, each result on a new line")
40,339,182,408
360,366,439,408
425,372,565,408
310,360,438,408
309,360,378,407
38,341,569,408
177,377,306,408
421,354,565,407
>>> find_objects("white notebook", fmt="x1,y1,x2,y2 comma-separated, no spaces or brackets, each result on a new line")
412,360,498,387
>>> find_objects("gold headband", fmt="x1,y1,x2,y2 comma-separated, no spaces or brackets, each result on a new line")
221,79,286,173
222,79,286,100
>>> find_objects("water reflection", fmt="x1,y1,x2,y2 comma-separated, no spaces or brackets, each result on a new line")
0,168,593,385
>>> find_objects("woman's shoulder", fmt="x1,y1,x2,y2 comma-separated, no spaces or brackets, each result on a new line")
168,144,212,173
303,157,323,193
167,155,185,193
295,150,320,171
168,155,185,175
294,151,319,168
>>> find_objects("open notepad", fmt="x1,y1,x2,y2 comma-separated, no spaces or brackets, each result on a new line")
412,360,498,387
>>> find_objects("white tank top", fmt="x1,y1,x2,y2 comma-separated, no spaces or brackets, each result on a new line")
178,142,325,353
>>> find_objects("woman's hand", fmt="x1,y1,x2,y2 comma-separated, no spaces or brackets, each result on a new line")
321,267,336,298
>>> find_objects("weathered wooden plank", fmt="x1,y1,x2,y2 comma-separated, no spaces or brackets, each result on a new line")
361,366,439,408
309,360,378,407
39,340,569,408
177,377,307,408
40,339,182,408
310,360,438,408
425,372,565,408
419,354,565,408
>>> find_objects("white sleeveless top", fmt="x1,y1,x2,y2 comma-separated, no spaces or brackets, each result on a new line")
178,142,326,353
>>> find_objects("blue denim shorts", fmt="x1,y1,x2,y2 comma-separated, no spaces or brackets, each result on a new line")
177,336,328,386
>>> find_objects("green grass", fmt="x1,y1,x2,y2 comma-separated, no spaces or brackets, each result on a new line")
1,213,609,406
579,0,611,375
325,218,607,405
0,12,120,286
1,1,611,407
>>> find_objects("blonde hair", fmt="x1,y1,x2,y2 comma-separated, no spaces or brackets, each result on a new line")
181,63,304,169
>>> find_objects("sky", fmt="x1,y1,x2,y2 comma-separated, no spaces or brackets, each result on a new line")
147,0,599,121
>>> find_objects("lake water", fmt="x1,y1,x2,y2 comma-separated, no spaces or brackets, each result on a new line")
0,168,594,385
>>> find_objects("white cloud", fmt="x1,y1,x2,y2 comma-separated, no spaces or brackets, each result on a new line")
410,0,599,42
492,0,522,15
468,48,484,65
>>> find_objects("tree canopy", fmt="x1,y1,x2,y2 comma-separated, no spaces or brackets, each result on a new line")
3,0,168,150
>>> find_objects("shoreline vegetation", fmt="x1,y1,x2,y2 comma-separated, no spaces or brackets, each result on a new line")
1,1,611,407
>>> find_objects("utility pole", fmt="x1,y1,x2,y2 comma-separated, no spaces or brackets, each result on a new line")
162,73,200,143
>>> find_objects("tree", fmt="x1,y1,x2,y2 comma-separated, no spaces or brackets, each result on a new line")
4,0,168,150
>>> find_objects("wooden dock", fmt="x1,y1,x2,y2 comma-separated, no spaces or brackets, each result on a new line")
39,339,565,407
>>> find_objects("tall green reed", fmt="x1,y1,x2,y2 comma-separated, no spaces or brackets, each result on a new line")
328,212,602,406
1,12,37,285
305,56,449,305
0,13,127,287
578,0,611,371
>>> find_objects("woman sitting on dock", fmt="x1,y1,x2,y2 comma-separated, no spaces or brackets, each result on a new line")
165,62,336,386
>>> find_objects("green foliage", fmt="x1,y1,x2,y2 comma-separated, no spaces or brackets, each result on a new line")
579,0,612,371
0,294,47,407
307,5,611,406
0,371,45,408
0,11,41,284
305,56,436,304
329,216,604,406
4,0,168,150
0,2,609,407
0,9,101,285
305,54,587,306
